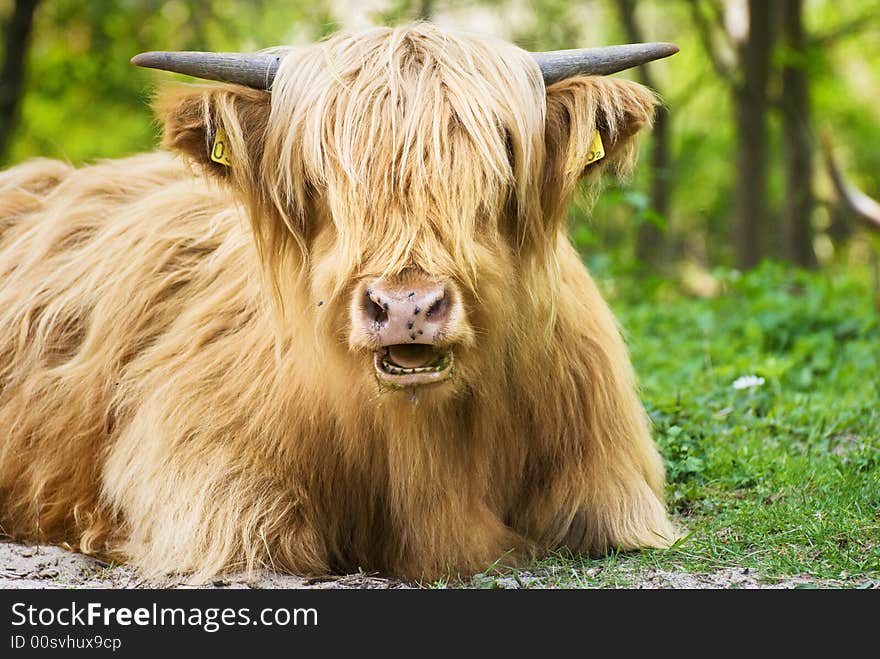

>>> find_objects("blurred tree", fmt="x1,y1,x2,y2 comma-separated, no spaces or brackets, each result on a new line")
376,0,437,23
5,0,332,165
730,0,775,270
822,131,880,307
417,0,434,20
0,0,40,162
615,0,672,267
781,0,817,268
690,0,776,270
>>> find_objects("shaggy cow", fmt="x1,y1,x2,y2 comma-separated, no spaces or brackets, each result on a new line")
0,24,679,581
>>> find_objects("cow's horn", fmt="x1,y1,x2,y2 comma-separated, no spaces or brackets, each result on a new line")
131,42,679,90
130,51,282,89
530,43,679,85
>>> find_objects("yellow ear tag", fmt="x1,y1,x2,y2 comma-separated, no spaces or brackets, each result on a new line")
210,128,232,167
585,130,605,165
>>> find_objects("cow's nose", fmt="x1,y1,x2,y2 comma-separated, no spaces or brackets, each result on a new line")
359,281,451,345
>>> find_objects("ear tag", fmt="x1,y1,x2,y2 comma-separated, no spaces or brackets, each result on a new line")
585,130,605,165
210,128,232,167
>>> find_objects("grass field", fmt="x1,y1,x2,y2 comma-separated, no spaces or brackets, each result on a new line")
452,262,880,588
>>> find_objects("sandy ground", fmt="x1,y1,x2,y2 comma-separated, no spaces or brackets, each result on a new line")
0,541,406,589
1,540,870,589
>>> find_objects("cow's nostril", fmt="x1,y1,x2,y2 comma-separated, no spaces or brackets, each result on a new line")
368,297,388,325
425,297,446,318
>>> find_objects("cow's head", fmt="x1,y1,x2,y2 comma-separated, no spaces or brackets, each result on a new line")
142,25,674,402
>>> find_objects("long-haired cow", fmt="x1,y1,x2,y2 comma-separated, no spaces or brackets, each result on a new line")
0,25,679,581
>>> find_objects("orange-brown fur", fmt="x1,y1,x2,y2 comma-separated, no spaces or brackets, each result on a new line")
0,25,676,581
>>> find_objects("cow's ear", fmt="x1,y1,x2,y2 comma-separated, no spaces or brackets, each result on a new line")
154,84,271,182
543,76,657,208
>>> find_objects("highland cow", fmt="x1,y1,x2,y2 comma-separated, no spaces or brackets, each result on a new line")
0,25,679,581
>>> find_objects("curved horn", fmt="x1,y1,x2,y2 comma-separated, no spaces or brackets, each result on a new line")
131,42,679,89
531,42,680,85
130,51,281,89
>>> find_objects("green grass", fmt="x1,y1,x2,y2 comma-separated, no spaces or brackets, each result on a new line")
454,262,880,588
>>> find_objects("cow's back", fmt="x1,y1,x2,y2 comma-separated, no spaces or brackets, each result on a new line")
0,152,259,550
0,158,73,240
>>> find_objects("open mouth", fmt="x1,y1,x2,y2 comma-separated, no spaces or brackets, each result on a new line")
373,344,454,388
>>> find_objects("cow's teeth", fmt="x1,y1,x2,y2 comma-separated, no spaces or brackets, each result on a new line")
382,357,447,375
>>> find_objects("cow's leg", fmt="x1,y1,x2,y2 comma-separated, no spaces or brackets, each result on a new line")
516,378,678,558
565,352,676,556
359,399,531,581
391,489,531,580
518,377,678,557
514,267,678,557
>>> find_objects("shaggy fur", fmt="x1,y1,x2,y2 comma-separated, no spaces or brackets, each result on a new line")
0,24,677,581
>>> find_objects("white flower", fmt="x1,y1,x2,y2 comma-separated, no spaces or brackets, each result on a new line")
732,375,765,390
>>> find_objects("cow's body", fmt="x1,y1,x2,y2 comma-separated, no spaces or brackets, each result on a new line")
0,25,676,581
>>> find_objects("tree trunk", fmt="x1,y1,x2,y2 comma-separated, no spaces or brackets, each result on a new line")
616,0,672,267
781,0,818,268
733,0,775,270
416,0,434,21
0,0,40,164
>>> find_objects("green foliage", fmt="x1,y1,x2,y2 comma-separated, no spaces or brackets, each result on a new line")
4,0,334,165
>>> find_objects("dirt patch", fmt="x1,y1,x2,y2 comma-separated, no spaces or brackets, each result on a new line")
474,566,859,589
2,540,872,589
0,541,407,589
607,566,849,589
